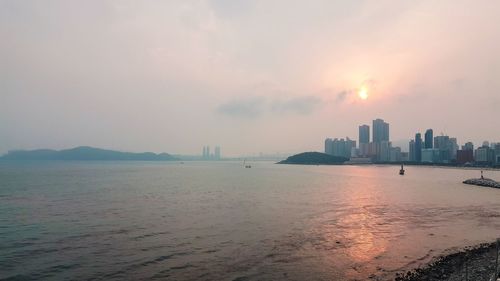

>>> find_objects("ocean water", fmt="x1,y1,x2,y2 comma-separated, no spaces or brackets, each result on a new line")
1,161,499,280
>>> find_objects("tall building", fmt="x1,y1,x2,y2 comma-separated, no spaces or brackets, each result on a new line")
325,138,333,155
214,146,221,160
475,146,495,164
434,135,458,163
456,150,474,164
372,119,389,143
358,125,370,157
389,146,402,162
415,133,422,162
424,129,433,149
409,140,416,161
450,138,459,160
325,137,356,159
421,148,440,163
359,125,370,144
494,143,500,165
462,142,474,151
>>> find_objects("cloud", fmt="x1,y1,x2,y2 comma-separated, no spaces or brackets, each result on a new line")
217,95,322,118
335,90,353,103
270,96,322,114
216,96,266,118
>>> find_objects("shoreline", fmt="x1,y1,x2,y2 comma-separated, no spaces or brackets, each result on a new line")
395,241,499,281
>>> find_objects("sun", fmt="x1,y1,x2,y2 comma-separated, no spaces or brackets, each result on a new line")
358,87,368,100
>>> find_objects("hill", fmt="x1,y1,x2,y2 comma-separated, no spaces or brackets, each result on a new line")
0,146,179,161
277,152,348,165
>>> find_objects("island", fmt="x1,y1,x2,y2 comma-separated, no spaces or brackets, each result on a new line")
277,152,348,165
0,146,179,161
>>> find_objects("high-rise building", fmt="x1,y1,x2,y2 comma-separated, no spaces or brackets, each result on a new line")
325,137,356,159
372,141,392,161
372,119,389,143
214,146,221,160
358,125,370,157
325,138,333,155
389,146,402,162
202,146,207,159
409,140,416,161
475,146,495,164
462,142,474,151
359,125,370,144
456,150,474,164
421,148,440,163
424,129,433,149
434,135,458,163
494,143,500,165
450,138,459,160
415,133,422,162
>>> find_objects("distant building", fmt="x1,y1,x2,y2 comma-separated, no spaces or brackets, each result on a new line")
325,137,356,159
462,142,474,151
421,148,440,163
400,152,409,162
372,119,389,143
456,150,474,164
378,141,391,162
415,133,422,162
450,138,458,160
214,146,221,160
325,138,333,155
359,125,370,144
359,125,370,157
424,129,433,149
494,143,500,165
434,135,458,163
475,146,495,164
409,140,416,161
389,146,402,162
202,146,208,159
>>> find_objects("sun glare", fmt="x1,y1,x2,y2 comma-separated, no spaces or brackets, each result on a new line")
358,87,368,100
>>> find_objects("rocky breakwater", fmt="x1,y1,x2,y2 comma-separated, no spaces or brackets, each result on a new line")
463,177,500,188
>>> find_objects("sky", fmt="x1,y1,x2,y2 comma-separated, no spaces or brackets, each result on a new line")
1,0,500,156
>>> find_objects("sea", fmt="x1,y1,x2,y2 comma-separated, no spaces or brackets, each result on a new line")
1,161,499,280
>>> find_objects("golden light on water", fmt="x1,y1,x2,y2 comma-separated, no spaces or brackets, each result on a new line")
358,87,368,100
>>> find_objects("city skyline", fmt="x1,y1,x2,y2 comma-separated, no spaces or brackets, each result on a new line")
1,1,500,156
325,117,500,165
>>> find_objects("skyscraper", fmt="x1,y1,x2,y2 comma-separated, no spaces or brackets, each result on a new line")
424,129,433,149
358,124,370,157
359,125,370,144
214,146,221,160
409,139,416,161
372,119,389,143
415,133,422,162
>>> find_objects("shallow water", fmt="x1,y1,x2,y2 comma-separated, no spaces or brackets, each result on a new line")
1,161,499,280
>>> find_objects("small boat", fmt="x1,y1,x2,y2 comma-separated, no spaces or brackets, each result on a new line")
399,164,405,175
243,159,251,168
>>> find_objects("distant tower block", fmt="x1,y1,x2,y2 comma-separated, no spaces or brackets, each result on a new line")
214,146,221,160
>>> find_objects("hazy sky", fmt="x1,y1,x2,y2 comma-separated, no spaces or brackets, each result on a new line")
1,1,499,156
